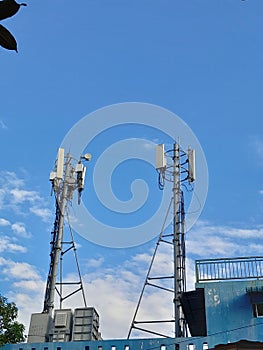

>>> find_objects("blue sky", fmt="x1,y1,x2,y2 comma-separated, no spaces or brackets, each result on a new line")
1,0,263,340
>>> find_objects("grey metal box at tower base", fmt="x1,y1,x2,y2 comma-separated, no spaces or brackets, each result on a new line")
49,309,73,342
27,313,52,343
72,307,101,341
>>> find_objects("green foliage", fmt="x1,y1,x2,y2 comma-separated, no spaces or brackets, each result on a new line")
0,295,25,346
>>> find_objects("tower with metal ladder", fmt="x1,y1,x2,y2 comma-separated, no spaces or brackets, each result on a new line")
128,141,195,339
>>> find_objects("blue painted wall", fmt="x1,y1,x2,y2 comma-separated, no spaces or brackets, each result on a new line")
197,279,263,345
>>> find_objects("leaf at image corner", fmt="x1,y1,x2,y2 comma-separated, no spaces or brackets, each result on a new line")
0,0,26,21
0,23,17,51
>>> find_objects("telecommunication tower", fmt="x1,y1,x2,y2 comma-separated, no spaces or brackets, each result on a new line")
43,148,91,314
128,140,195,339
27,148,102,344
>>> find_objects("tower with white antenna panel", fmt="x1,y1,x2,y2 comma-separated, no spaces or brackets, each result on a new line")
28,149,102,343
128,140,195,339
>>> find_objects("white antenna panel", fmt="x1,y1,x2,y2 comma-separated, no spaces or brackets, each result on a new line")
156,144,166,170
56,148,65,179
188,149,195,182
81,166,86,188
75,163,84,173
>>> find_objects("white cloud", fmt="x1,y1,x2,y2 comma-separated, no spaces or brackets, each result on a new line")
11,222,31,238
84,277,138,338
0,171,44,210
246,243,263,254
13,280,45,292
29,206,52,222
0,257,46,334
0,171,24,188
0,236,27,253
0,171,52,226
0,218,10,226
187,220,263,258
0,258,41,280
0,120,7,129
187,234,237,257
10,189,40,204
85,256,104,268
5,243,27,253
223,227,263,239
131,252,152,264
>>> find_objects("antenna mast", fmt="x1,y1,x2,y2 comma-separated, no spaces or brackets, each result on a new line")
173,141,186,337
128,140,195,338
42,149,91,314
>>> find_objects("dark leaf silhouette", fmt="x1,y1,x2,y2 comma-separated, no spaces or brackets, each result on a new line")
0,23,17,51
0,0,26,21
0,0,26,52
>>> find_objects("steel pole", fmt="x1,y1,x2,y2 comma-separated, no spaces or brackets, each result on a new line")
173,142,181,337
46,153,71,314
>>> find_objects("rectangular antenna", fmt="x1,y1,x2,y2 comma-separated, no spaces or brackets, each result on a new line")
80,166,86,189
188,149,195,182
156,144,166,170
56,148,65,179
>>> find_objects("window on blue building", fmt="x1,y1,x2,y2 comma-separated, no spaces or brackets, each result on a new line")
124,346,130,350
253,303,263,317
187,344,195,350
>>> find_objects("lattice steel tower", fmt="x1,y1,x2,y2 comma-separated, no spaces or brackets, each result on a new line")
128,141,195,339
